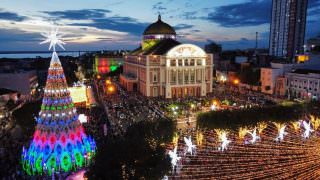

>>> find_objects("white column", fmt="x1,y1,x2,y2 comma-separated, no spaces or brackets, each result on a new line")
146,56,150,96
188,69,190,84
176,70,178,85
182,70,185,85
166,70,171,99
202,68,205,83
201,67,206,96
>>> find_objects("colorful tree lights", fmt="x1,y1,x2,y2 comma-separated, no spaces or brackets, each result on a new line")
21,27,96,176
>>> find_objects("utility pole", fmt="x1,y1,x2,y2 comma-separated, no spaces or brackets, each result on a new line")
255,32,258,50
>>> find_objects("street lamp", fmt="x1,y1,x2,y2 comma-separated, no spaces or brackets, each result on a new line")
107,85,115,93
105,79,111,85
233,79,239,85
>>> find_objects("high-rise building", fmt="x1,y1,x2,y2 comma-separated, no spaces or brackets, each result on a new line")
269,0,308,60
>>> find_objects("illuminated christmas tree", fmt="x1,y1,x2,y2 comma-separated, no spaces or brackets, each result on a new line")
21,28,96,176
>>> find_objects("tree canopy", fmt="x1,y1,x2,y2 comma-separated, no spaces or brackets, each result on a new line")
197,102,320,130
86,118,176,179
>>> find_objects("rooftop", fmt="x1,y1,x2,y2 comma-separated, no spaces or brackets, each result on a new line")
0,88,17,96
130,38,180,56
291,69,320,74
143,15,176,36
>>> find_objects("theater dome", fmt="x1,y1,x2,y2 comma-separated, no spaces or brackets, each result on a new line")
143,15,176,40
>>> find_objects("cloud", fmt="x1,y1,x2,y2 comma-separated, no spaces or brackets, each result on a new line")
204,0,271,27
191,29,201,33
0,27,135,51
152,2,167,11
174,24,194,30
309,0,320,7
42,9,149,35
42,9,111,20
308,0,320,16
70,17,148,35
240,37,249,41
0,9,27,21
306,0,320,38
0,28,41,42
184,2,192,8
179,11,198,20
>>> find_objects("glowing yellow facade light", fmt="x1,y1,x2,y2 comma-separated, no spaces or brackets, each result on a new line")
233,79,239,85
105,79,111,85
212,100,218,106
68,86,88,104
219,75,227,82
107,85,115,93
297,55,309,63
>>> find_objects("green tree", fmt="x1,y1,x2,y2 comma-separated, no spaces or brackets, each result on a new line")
86,118,176,179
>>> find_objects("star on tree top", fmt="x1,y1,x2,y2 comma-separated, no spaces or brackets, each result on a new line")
40,27,66,51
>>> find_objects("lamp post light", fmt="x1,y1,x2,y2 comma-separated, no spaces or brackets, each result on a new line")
233,79,239,85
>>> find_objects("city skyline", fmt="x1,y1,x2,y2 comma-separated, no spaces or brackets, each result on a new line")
0,0,319,51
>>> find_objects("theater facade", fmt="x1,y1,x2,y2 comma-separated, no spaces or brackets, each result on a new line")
120,15,213,98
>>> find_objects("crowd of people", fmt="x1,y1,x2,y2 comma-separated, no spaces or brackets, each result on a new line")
93,77,281,136
95,79,163,138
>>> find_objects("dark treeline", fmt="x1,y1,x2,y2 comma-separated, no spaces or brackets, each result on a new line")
86,118,175,180
197,102,320,130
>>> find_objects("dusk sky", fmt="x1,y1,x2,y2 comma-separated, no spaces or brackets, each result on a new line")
0,0,319,51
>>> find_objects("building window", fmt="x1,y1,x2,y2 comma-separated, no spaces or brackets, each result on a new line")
190,70,195,82
178,59,183,66
153,73,157,83
184,70,189,83
190,59,195,66
170,60,176,66
178,70,183,84
171,70,176,83
184,59,189,66
153,87,158,97
197,59,202,66
196,69,201,82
